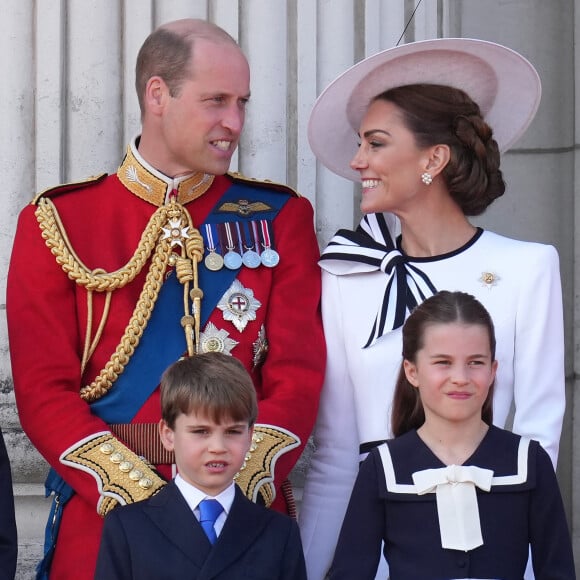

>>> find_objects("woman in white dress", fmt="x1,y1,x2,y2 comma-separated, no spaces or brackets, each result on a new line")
299,38,565,580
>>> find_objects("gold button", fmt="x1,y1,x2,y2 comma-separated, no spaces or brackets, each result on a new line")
129,469,143,481
100,443,114,455
110,452,124,464
119,461,133,473
138,478,153,490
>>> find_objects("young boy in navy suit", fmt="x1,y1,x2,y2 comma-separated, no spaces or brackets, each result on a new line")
95,352,307,579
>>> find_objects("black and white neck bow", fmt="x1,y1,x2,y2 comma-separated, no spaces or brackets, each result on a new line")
319,213,437,347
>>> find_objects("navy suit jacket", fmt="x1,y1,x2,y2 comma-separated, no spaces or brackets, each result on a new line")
95,480,307,579
0,429,17,580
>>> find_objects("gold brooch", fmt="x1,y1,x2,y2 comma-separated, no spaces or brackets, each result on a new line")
479,271,500,289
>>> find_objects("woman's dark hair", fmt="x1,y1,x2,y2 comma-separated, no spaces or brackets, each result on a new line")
391,291,496,436
374,83,505,216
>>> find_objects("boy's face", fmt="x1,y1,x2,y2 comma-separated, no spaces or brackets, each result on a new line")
159,410,253,496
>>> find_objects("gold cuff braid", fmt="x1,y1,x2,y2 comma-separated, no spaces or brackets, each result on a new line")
234,424,300,508
59,432,166,516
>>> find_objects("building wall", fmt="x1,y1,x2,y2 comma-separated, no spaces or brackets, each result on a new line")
0,0,576,577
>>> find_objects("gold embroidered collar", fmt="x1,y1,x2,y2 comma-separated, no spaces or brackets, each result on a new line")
117,138,215,206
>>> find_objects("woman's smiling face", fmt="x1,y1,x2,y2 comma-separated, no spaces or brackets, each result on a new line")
350,99,432,216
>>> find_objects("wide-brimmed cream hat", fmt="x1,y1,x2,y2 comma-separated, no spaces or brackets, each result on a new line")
308,38,541,182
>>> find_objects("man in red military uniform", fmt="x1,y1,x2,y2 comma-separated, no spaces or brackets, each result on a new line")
7,19,324,579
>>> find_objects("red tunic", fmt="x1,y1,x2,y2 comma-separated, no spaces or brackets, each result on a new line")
7,152,325,579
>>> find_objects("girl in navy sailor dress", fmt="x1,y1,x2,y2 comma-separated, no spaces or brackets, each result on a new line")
329,292,574,580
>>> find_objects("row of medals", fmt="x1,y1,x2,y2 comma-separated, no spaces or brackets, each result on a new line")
204,244,280,271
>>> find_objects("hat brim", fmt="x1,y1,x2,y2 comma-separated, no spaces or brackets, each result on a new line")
308,38,541,182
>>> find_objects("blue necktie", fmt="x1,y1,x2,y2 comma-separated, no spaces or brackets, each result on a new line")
198,499,223,544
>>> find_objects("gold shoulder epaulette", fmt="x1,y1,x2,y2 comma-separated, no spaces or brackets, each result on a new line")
32,173,108,205
233,424,300,507
227,171,302,198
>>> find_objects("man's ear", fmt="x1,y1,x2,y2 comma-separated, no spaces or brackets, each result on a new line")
144,76,169,116
159,419,175,452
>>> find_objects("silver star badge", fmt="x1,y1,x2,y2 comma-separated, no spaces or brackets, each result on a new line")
218,279,261,332
162,218,190,248
198,322,238,354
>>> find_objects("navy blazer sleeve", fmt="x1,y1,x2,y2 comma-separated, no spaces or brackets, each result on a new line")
95,508,132,580
0,430,17,580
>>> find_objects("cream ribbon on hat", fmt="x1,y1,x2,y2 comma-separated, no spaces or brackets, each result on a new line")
412,464,494,551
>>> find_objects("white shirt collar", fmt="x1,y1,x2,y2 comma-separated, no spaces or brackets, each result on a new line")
174,474,236,515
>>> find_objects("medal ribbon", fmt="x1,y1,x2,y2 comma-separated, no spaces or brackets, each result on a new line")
241,221,254,250
260,219,273,249
251,221,262,256
224,222,236,251
204,223,218,253
235,222,245,254
216,224,228,257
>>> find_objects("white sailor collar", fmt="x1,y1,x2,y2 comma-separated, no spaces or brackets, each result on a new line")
377,427,532,497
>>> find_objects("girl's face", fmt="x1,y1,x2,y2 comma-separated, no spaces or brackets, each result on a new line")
403,322,497,428
350,99,431,216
